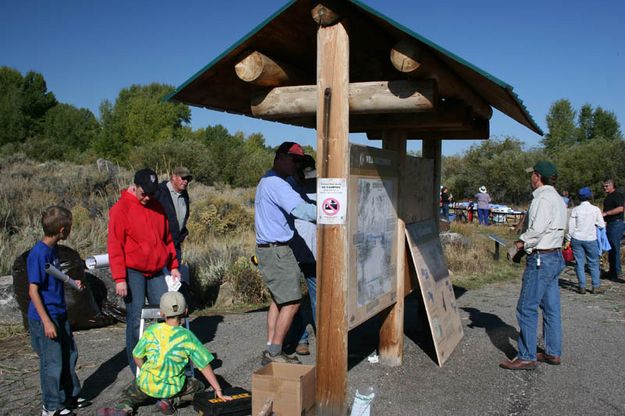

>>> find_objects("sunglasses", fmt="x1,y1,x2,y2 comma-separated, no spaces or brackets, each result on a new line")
180,176,193,182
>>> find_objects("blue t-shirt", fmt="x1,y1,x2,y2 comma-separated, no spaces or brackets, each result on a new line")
255,170,305,244
27,241,66,320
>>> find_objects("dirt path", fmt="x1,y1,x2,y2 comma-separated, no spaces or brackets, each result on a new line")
1,266,624,415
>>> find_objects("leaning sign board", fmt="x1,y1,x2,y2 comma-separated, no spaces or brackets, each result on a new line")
405,219,463,366
347,144,398,329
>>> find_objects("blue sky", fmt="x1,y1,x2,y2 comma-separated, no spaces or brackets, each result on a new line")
1,0,623,155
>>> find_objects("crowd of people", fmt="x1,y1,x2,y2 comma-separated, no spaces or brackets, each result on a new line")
26,142,319,415
25,147,625,414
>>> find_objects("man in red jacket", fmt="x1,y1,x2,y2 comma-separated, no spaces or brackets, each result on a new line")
108,168,181,375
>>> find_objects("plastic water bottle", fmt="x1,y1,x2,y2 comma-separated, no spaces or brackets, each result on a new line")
350,386,375,416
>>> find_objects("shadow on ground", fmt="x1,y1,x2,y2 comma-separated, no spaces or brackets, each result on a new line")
462,307,518,359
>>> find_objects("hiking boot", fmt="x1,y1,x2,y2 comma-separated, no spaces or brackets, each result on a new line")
155,399,175,415
42,408,76,416
66,397,92,409
295,343,311,356
577,287,586,294
261,350,302,366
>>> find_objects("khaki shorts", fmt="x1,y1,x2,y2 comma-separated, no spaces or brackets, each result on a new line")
256,245,302,304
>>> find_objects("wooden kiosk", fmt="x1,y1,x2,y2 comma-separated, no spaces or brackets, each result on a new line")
167,1,542,414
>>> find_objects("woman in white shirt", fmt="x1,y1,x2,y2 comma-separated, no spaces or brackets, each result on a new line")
566,187,606,294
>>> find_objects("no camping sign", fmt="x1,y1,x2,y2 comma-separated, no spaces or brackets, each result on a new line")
317,178,347,224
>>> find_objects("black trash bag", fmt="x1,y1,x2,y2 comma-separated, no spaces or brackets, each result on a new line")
86,267,126,323
12,245,115,330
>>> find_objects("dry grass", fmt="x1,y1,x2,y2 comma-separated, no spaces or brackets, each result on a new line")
445,222,522,289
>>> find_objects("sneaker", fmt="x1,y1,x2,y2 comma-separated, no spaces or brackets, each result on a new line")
261,350,302,366
155,399,175,415
295,342,311,356
66,397,92,409
42,408,76,416
577,287,586,294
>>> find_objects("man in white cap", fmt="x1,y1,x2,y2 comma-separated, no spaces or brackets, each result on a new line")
474,186,492,225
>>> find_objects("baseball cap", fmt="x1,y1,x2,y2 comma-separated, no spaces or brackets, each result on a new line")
276,141,305,158
134,168,159,196
160,291,187,317
525,160,557,177
578,187,592,199
173,166,193,180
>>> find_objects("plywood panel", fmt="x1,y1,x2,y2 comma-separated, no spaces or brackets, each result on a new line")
402,156,434,224
405,219,463,366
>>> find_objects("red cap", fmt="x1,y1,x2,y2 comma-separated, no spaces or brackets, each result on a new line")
276,141,305,158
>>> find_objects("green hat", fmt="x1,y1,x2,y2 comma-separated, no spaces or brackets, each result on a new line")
526,160,557,177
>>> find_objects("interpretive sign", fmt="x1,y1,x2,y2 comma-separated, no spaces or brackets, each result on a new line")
405,219,463,366
348,144,398,329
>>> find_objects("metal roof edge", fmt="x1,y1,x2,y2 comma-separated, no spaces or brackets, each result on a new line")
164,0,297,103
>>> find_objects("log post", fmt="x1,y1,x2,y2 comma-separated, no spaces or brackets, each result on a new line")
315,19,350,416
391,39,492,120
379,130,407,367
234,50,307,87
422,139,442,226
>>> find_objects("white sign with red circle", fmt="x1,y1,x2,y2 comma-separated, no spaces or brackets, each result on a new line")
317,178,347,224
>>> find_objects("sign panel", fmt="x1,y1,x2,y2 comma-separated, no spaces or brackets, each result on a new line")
317,178,347,224
405,219,463,366
348,145,398,329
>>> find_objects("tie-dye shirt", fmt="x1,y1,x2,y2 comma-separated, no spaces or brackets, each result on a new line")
133,322,213,398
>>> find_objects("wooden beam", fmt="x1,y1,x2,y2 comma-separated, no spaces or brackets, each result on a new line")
234,51,307,87
379,131,407,367
422,139,442,224
315,20,349,416
391,40,492,120
251,79,436,118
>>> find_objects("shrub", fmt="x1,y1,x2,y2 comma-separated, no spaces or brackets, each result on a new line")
227,256,269,304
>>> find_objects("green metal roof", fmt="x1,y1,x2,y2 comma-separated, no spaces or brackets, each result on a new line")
166,0,542,136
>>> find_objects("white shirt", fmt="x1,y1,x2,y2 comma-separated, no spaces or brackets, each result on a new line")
520,185,567,253
567,201,606,242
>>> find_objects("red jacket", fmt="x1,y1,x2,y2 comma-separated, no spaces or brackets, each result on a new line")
108,189,179,282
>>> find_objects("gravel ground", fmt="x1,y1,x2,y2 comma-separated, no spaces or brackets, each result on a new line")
1,266,624,415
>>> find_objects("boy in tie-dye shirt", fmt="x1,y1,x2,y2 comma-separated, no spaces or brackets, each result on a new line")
101,292,231,415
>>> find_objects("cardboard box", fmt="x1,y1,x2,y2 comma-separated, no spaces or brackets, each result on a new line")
252,362,316,415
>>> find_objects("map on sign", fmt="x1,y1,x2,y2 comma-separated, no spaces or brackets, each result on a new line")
347,144,398,329
355,178,396,306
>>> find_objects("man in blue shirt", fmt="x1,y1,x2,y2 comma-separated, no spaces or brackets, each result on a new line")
255,142,316,365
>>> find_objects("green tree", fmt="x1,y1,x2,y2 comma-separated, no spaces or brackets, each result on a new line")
554,138,625,197
542,99,577,155
0,67,25,146
20,71,57,138
592,107,622,140
94,83,191,160
576,103,594,142
25,104,99,161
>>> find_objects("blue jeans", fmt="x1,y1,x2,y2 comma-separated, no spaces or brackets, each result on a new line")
606,220,624,278
441,203,450,221
571,238,601,289
29,315,81,411
297,262,317,344
125,269,167,375
477,208,489,225
516,251,565,361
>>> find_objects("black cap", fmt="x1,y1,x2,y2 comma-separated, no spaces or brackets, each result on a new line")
134,168,159,196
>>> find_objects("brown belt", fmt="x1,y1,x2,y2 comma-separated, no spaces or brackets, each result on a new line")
257,241,289,248
535,248,560,253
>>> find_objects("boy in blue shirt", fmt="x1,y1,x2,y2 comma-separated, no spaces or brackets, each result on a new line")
28,206,87,416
